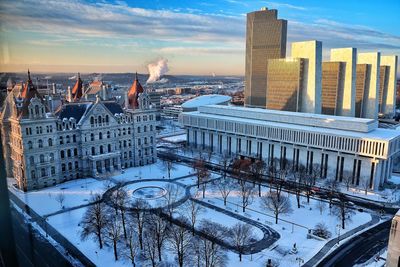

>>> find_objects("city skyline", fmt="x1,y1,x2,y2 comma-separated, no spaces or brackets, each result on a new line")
0,0,399,75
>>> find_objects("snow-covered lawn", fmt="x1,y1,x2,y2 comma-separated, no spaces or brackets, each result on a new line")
8,177,109,216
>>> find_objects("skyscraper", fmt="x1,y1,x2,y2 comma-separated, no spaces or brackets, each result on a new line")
244,7,287,107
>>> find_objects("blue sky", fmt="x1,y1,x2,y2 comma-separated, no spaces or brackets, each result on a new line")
0,0,399,75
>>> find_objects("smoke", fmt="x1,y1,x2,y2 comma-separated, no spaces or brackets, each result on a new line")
146,58,169,84
68,75,76,80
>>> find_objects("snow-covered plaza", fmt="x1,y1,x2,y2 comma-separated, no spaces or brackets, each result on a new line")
8,159,386,267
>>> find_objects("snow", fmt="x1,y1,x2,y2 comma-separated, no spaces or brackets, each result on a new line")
181,94,231,109
161,133,187,143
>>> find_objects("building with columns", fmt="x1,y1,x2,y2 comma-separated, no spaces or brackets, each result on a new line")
0,71,157,191
180,105,400,191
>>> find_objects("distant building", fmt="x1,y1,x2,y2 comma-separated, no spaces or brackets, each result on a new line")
181,105,400,191
387,210,400,267
163,105,183,118
321,62,345,115
0,71,157,191
181,94,231,112
244,7,287,107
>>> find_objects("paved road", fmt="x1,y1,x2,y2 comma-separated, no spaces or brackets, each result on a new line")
10,205,73,267
315,219,391,267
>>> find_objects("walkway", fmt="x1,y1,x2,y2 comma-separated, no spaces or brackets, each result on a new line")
303,213,381,267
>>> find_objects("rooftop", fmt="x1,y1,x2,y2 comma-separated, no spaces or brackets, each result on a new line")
181,94,231,109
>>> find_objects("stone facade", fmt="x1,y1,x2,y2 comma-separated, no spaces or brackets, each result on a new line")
180,105,400,191
0,73,157,191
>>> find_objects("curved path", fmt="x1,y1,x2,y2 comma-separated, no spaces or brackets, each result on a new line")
102,177,280,255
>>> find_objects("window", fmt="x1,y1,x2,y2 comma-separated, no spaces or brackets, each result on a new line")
60,150,65,159
51,167,55,175
90,116,94,126
105,115,109,124
137,127,141,133
49,153,54,162
73,135,76,142
74,148,78,156
144,126,147,132
66,135,70,143
99,132,103,140
29,156,34,166
68,162,72,170
107,131,110,138
59,136,64,145
91,133,94,141
31,170,36,179
48,138,53,146
150,136,153,144
41,168,46,177
108,144,111,152
67,149,71,157
144,137,148,144
40,154,45,163
100,146,104,154
28,141,33,149
38,139,43,148
138,138,141,146
91,147,95,155
150,125,153,131
62,164,66,172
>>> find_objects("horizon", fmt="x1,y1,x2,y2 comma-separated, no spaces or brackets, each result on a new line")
0,0,399,76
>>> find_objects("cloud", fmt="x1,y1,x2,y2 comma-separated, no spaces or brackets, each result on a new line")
159,46,244,55
265,1,307,11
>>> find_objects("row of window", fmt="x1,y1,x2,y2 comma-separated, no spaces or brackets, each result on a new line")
25,125,54,136
184,115,389,157
31,167,56,179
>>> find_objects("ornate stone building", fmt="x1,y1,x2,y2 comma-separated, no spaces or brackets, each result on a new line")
0,71,157,191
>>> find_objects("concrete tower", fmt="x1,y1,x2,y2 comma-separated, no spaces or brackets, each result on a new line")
291,40,322,114
380,55,398,117
244,7,287,108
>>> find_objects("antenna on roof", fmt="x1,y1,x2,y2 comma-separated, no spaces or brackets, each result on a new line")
28,69,31,81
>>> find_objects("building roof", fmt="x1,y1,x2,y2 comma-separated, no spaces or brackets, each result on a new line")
55,102,92,123
18,70,47,118
71,73,83,101
183,105,400,141
181,94,231,109
127,72,144,109
103,101,124,115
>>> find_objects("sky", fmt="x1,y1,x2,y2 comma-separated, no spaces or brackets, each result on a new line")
0,0,399,75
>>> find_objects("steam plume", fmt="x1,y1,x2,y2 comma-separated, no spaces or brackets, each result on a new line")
146,58,169,83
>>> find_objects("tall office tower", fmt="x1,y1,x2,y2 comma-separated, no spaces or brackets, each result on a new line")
380,55,398,116
355,64,370,118
358,52,381,119
379,65,390,114
266,58,304,111
321,62,345,115
244,7,287,107
330,48,357,116
291,40,322,114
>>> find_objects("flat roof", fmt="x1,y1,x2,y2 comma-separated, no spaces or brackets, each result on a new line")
182,95,231,109
198,105,377,133
184,110,399,141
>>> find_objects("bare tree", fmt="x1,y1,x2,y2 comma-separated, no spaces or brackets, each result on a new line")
55,192,65,209
130,199,149,249
250,159,266,197
229,222,255,261
315,200,326,215
216,177,234,206
198,220,228,267
167,216,194,267
275,160,292,200
142,226,159,267
261,192,292,224
220,151,233,179
238,179,254,212
194,158,207,189
80,194,108,249
200,168,210,199
342,171,353,191
147,211,169,262
332,194,356,229
362,178,370,195
183,200,203,235
310,164,322,185
303,173,314,204
324,178,339,208
292,165,307,208
163,159,176,179
104,211,123,261
109,187,129,239
164,184,180,219
122,222,139,267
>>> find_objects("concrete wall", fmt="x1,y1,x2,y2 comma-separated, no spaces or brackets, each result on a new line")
291,40,322,114
381,55,398,116
330,48,357,117
357,52,381,119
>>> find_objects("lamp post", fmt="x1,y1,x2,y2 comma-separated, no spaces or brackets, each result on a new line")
336,223,341,245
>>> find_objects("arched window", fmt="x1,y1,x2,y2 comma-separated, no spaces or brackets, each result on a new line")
35,105,39,115
73,135,76,142
28,141,33,149
41,168,46,177
90,116,94,126
48,138,53,146
91,133,94,141
144,137,147,144
138,150,142,156
68,162,72,170
67,149,72,157
105,115,109,124
138,138,141,146
66,135,70,143
98,116,102,125
38,139,43,148
144,126,147,132
31,170,36,179
51,167,55,175
99,132,102,140
100,146,104,154
49,153,54,162
107,131,110,138
137,127,141,133
123,140,127,148
128,128,131,134
108,144,111,152
74,148,78,156
150,125,153,131
40,154,45,163
59,136,64,145
62,164,66,171
60,150,65,159
150,136,153,144
29,156,34,165
75,161,78,169
91,147,95,155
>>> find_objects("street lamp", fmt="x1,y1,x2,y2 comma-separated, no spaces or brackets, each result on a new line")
336,224,341,245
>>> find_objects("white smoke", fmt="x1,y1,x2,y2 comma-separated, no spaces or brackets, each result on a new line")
68,75,76,80
146,58,169,84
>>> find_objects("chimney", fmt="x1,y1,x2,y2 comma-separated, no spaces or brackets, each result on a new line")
67,86,72,102
124,90,129,109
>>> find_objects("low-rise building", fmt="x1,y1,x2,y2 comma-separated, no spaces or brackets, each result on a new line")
180,105,400,190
